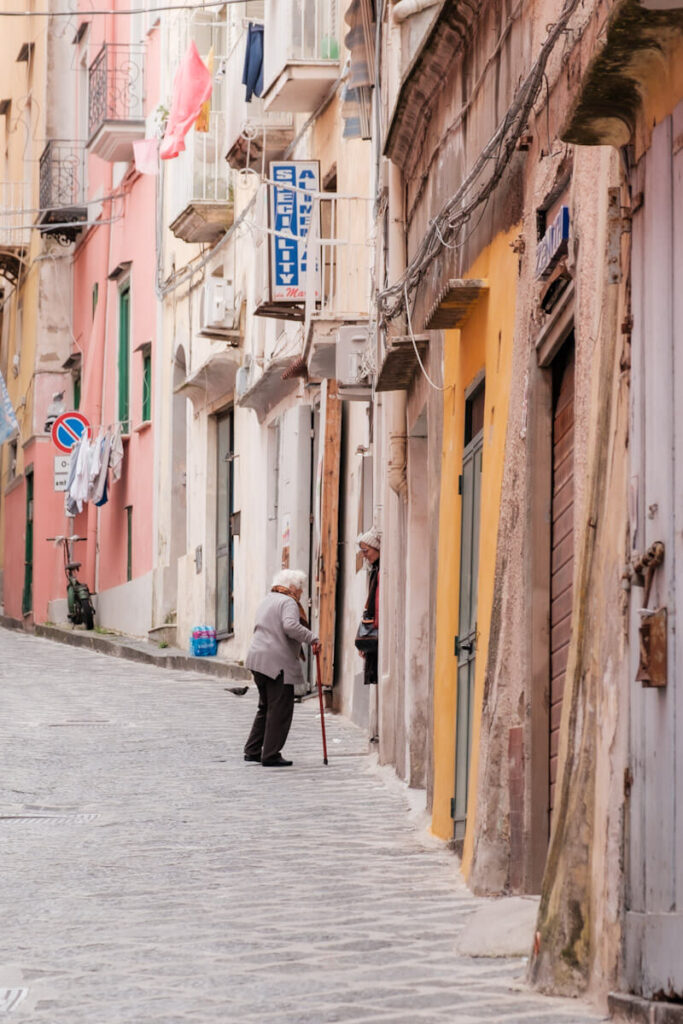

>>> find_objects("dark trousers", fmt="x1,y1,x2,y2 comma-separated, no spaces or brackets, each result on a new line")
244,671,294,762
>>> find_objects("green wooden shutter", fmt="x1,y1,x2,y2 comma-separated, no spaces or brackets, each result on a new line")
142,352,151,422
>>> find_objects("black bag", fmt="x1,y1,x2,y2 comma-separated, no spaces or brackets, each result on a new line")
355,619,378,654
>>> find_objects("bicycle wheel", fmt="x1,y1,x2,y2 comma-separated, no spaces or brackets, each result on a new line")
79,595,94,630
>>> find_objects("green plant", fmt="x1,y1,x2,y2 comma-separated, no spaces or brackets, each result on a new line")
158,640,169,649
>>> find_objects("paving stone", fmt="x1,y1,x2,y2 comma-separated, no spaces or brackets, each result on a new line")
0,628,606,1023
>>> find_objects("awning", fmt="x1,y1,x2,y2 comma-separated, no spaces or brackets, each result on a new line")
174,346,241,408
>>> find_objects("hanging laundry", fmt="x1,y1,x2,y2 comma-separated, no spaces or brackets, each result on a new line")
242,23,264,102
160,41,213,160
91,430,113,506
0,370,19,445
66,434,90,515
133,138,159,175
64,444,80,517
109,424,124,483
87,429,104,501
195,47,214,133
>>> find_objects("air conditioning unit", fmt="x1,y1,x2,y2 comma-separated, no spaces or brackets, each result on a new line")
336,326,372,399
198,277,240,338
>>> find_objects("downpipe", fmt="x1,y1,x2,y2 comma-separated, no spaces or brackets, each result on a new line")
387,162,408,501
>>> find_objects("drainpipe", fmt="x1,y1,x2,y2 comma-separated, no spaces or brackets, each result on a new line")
387,162,408,501
392,0,440,22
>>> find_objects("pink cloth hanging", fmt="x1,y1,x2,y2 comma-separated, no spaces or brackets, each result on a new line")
160,41,212,160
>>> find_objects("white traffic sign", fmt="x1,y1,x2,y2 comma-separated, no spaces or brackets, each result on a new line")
54,454,71,492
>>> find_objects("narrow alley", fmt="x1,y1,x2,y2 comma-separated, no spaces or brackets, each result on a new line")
0,627,603,1024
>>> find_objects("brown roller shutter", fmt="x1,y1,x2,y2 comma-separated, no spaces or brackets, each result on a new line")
549,337,575,819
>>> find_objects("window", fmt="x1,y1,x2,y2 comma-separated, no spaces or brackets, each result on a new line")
92,282,98,320
118,285,130,430
73,372,81,410
142,349,151,422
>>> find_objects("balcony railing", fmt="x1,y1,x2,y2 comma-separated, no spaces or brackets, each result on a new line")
224,29,294,170
0,181,30,284
0,181,31,249
303,193,373,367
263,0,340,112
169,110,235,244
38,141,87,240
87,44,145,160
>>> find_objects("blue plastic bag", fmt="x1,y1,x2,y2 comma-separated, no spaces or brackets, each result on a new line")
190,625,217,657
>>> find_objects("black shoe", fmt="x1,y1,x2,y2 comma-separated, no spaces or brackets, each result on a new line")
244,753,261,762
261,755,293,767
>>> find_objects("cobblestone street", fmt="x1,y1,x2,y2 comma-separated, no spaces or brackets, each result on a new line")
0,628,605,1023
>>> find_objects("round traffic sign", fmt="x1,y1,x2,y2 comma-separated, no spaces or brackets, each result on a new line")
51,411,92,454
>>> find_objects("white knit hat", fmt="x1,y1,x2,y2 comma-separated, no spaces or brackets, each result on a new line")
357,526,381,551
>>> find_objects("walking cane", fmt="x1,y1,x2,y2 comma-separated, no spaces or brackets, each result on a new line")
315,649,329,766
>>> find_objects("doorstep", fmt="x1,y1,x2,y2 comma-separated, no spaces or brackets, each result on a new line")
610,992,683,1023
29,621,252,684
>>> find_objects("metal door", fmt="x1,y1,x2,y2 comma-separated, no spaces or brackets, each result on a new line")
21,469,33,616
454,383,484,841
216,408,235,636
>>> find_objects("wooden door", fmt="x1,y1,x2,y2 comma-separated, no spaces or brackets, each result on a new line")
549,337,575,819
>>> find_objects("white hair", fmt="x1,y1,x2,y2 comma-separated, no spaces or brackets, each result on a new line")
272,569,307,592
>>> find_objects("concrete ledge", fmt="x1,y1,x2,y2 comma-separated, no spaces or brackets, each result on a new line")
29,623,251,684
455,895,540,957
610,992,683,1023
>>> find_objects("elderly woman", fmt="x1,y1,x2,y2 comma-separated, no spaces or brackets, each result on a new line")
357,527,380,687
244,569,321,767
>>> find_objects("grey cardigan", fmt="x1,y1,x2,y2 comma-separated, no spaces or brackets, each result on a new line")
245,591,318,686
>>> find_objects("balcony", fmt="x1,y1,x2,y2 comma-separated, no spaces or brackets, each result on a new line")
38,141,87,242
263,0,340,113
87,45,145,162
224,28,294,171
0,181,30,284
169,111,235,244
302,193,373,378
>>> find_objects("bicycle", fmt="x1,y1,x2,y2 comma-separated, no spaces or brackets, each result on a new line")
46,535,96,630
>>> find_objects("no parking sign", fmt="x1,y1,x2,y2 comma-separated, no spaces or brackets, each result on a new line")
51,412,92,454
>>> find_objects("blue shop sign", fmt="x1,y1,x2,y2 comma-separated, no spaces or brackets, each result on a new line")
269,160,321,302
535,206,570,279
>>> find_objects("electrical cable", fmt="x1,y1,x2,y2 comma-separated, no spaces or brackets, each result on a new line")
404,282,450,392
0,0,252,16
378,0,585,322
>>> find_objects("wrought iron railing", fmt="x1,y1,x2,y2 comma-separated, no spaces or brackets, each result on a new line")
88,44,145,140
39,141,85,212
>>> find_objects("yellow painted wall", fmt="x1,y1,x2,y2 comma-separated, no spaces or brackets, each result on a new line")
431,225,520,880
0,4,46,572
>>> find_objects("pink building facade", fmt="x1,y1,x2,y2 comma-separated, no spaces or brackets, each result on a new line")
3,4,161,634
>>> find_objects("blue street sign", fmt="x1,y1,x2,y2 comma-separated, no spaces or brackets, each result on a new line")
269,160,321,302
535,206,570,279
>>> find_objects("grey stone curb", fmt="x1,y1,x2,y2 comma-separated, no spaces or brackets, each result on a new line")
2,618,251,683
